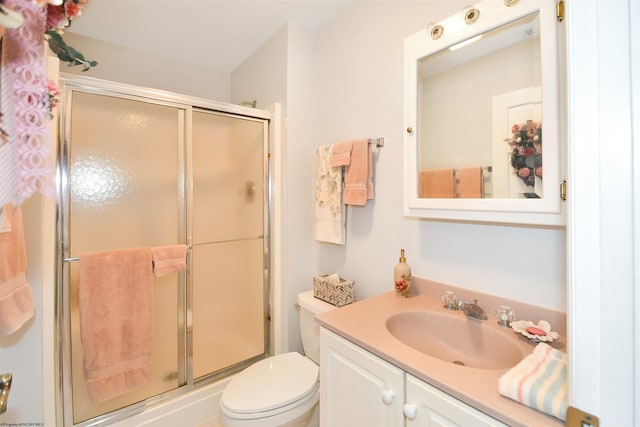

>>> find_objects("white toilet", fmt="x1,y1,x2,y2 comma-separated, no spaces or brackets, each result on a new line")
219,290,335,427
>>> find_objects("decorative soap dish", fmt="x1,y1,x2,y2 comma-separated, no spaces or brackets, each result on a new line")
510,320,559,343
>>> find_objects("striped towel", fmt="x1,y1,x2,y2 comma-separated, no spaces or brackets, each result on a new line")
498,343,568,421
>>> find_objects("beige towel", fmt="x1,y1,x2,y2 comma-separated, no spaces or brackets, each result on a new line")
421,168,456,198
79,247,154,403
151,244,187,277
315,145,345,245
459,167,483,198
0,204,34,335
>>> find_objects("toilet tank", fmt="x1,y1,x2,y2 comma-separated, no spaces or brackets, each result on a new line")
297,290,335,364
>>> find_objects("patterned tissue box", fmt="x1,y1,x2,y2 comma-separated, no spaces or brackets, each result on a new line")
313,273,356,307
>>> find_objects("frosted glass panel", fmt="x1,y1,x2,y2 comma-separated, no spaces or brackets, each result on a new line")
67,92,181,423
69,91,181,253
192,239,265,379
192,111,265,243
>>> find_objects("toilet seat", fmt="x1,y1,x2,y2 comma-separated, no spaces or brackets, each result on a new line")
220,352,319,420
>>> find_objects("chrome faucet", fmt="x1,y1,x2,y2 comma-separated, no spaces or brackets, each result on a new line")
456,298,488,320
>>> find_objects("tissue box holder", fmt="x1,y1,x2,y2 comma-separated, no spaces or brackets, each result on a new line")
313,274,356,307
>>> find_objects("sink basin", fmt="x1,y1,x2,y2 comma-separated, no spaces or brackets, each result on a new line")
386,310,526,369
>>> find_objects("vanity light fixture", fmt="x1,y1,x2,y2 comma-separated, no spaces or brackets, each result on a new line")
448,34,483,51
427,22,444,40
463,6,480,25
504,0,520,6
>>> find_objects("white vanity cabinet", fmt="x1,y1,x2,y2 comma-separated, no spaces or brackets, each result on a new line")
320,328,506,427
320,328,405,427
404,374,507,427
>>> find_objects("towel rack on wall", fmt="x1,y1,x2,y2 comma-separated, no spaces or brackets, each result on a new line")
451,166,493,177
368,137,384,148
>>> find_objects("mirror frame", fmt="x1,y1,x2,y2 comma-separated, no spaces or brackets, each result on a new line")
403,0,564,225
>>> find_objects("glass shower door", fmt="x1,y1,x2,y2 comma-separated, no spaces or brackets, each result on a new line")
65,91,183,423
58,80,273,426
191,110,268,379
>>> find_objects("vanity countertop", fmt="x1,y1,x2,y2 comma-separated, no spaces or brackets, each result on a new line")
315,283,566,427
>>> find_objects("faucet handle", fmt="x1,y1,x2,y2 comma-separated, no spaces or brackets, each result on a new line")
494,305,517,327
441,291,458,309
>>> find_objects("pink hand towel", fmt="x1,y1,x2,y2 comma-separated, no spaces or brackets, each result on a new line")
79,247,154,403
459,166,484,198
421,168,456,198
330,140,354,167
151,244,188,277
0,204,34,336
344,139,371,206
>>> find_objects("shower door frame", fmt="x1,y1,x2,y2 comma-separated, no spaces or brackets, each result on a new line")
54,74,276,426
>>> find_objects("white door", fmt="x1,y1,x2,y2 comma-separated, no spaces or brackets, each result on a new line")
492,87,542,198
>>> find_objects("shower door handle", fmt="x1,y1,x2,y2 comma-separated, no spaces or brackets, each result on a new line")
0,373,12,414
245,181,256,200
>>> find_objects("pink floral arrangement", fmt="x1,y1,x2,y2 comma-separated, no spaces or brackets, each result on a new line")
38,0,97,71
47,79,60,118
505,120,542,187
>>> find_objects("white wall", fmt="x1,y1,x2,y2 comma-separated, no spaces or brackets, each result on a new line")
230,26,287,112
63,33,231,101
420,37,541,170
231,23,317,354
309,2,566,311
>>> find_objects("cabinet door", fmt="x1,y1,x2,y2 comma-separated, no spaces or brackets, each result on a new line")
404,374,507,427
320,328,405,427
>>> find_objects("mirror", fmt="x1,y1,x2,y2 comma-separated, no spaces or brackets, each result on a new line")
403,0,564,225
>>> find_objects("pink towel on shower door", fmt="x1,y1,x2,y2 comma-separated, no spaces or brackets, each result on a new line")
151,244,187,277
79,247,154,403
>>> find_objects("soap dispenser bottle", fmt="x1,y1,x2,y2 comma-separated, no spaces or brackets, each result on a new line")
394,249,412,297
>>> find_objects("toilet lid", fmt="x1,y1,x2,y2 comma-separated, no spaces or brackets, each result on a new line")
221,352,319,414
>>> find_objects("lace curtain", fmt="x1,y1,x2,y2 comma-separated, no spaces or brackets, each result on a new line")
1,0,54,213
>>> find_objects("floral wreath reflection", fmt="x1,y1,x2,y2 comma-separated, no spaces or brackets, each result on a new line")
505,120,542,187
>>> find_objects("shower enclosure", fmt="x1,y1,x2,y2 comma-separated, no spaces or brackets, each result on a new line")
55,76,274,426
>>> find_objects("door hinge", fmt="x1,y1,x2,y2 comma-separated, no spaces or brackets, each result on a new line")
557,0,565,22
566,406,599,427
560,180,567,201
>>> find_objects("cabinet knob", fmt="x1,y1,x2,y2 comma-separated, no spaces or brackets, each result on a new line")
381,389,394,405
403,403,417,420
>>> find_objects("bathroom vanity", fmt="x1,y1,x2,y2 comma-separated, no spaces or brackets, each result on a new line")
320,329,508,426
315,279,565,427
